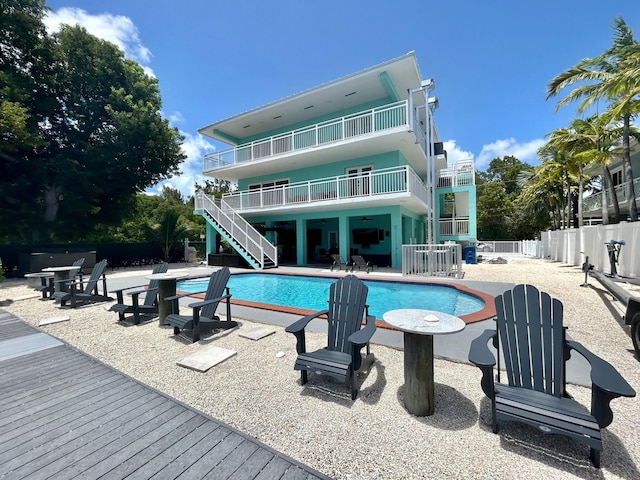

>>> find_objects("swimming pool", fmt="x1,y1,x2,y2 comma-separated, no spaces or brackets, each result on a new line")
176,273,486,320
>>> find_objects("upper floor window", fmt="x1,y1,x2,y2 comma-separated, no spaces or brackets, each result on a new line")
612,170,623,187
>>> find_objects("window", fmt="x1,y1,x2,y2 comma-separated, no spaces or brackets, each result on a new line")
247,179,289,207
612,170,623,187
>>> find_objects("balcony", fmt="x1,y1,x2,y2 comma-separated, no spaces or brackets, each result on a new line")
202,101,432,180
222,165,428,216
436,159,475,187
439,217,471,237
583,177,640,216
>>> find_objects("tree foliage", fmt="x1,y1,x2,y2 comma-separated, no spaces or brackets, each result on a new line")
547,15,640,222
0,1,186,243
477,181,516,239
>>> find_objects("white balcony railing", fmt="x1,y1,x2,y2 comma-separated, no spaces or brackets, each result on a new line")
223,165,427,212
402,244,463,278
583,177,640,213
439,217,470,236
436,159,475,187
204,101,410,171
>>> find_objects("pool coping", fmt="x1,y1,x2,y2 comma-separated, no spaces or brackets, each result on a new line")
177,270,496,328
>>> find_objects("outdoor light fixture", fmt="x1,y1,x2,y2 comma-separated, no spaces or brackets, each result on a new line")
427,96,439,109
421,78,435,90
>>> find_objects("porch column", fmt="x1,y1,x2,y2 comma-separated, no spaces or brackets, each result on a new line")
391,216,402,269
339,216,349,260
296,220,306,265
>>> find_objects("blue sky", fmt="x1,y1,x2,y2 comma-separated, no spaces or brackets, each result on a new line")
44,0,640,198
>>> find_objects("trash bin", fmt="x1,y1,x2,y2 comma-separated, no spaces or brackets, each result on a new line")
463,246,476,265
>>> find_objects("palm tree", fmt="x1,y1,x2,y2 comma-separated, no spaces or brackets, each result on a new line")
145,209,191,262
547,16,640,221
544,117,621,225
536,146,579,228
518,166,564,230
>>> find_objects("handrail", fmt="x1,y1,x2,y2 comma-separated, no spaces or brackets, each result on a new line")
583,177,640,213
195,192,278,268
223,165,428,212
402,244,462,278
204,100,409,171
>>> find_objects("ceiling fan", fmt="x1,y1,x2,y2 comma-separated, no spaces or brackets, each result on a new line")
360,216,373,222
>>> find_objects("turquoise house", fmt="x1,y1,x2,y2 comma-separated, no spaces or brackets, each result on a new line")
196,52,477,269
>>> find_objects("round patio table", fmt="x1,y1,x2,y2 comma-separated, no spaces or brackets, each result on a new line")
42,265,81,294
382,309,465,416
146,271,188,326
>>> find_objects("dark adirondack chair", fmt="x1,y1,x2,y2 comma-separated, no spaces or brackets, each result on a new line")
108,262,168,324
329,254,350,271
350,255,375,273
32,258,85,299
164,267,237,342
469,284,636,467
53,259,111,308
285,275,376,400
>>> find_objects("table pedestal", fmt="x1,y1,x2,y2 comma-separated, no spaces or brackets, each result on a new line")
156,278,177,326
404,332,434,416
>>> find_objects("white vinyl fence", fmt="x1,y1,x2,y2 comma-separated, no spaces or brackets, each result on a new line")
541,222,640,278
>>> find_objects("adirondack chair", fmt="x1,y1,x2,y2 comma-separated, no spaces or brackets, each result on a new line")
164,267,237,342
108,262,168,324
285,275,376,400
53,259,111,308
329,254,350,271
31,258,85,299
468,284,636,468
350,255,375,273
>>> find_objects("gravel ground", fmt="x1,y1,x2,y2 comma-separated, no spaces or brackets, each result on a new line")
1,257,639,479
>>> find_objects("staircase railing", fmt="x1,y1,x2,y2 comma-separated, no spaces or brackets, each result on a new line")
195,192,278,269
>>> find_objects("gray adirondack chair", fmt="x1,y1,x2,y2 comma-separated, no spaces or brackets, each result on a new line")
53,259,110,308
286,275,376,400
109,262,168,324
32,258,85,299
469,284,636,468
164,267,237,342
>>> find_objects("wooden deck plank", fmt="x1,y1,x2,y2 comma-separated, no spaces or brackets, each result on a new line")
0,361,121,414
155,424,240,479
227,446,276,480
2,392,166,479
176,436,254,479
1,367,125,426
0,310,331,480
0,376,135,449
80,410,203,479
52,404,187,478
0,380,141,467
253,456,294,480
128,422,224,480
0,332,63,361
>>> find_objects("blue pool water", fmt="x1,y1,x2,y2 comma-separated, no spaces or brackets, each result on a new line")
176,273,484,319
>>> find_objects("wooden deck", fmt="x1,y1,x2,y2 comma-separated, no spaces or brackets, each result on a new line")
0,310,331,480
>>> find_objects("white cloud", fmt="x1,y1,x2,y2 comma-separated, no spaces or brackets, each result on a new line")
43,8,154,76
474,138,546,171
149,133,216,198
443,140,474,164
169,111,186,125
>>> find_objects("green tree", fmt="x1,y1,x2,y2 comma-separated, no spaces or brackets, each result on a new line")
0,3,186,243
477,182,516,239
484,156,534,199
547,16,640,221
145,206,191,262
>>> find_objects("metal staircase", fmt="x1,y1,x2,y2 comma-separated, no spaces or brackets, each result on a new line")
195,192,278,270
